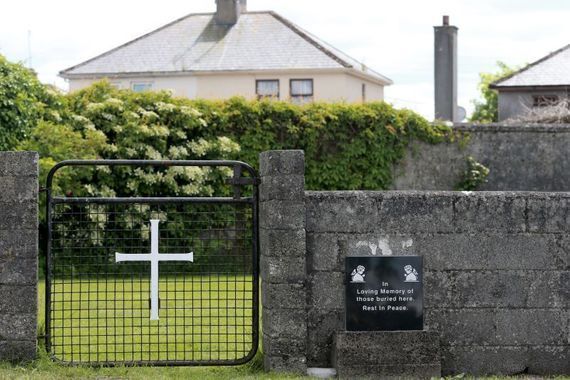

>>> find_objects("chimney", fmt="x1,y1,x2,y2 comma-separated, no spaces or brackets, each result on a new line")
434,15,458,122
215,0,246,25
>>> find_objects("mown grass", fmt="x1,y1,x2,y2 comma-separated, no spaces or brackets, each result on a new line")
0,350,307,380
0,279,311,379
46,275,255,363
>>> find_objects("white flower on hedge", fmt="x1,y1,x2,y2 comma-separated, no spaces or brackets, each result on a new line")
188,138,211,157
180,106,202,118
144,146,163,160
140,110,159,122
156,102,177,113
168,145,188,159
104,97,124,110
217,136,240,153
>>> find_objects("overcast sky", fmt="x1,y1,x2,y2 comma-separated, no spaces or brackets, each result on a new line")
1,0,569,119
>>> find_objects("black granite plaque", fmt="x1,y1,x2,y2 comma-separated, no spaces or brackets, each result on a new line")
345,256,423,331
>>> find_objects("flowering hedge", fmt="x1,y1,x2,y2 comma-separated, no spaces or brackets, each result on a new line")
21,80,453,194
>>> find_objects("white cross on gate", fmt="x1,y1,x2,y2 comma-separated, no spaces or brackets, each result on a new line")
115,219,194,321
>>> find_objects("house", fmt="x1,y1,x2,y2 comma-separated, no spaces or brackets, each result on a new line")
60,0,392,103
490,44,570,121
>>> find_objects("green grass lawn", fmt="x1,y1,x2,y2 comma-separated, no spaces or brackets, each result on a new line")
0,279,310,380
0,352,307,380
46,275,255,364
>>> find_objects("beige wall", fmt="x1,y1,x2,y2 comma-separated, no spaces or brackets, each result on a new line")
68,76,198,98
344,74,384,102
67,71,386,103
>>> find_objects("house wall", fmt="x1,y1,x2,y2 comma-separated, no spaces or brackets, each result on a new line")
66,72,385,103
344,74,384,102
498,89,568,121
69,77,199,98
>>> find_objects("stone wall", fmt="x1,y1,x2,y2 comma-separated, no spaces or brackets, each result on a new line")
305,191,569,375
392,124,570,191
259,150,569,376
0,152,38,361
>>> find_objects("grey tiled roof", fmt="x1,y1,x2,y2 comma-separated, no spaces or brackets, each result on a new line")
60,12,392,84
493,44,570,88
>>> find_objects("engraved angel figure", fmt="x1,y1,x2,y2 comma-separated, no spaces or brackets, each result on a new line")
350,265,366,283
404,265,419,282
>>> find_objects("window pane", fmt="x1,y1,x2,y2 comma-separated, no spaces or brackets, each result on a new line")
291,80,313,96
290,95,313,105
533,95,559,107
132,83,152,92
257,80,279,97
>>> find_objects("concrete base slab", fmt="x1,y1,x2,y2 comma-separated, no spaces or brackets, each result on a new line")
332,331,441,379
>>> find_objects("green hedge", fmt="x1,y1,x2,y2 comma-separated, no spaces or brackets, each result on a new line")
207,98,451,190
0,55,63,150
26,81,451,194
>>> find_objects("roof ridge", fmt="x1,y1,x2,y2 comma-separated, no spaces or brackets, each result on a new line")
491,43,570,88
268,11,353,69
60,12,214,76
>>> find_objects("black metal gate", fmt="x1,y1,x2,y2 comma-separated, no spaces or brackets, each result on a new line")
45,160,259,366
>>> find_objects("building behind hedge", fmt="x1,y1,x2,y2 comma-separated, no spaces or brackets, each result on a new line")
491,43,570,121
60,0,392,104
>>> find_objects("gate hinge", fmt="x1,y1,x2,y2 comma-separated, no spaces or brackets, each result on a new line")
39,187,47,193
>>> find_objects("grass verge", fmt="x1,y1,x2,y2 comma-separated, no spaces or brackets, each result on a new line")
0,280,308,379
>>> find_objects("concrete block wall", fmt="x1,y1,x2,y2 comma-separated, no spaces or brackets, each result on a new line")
392,124,570,191
259,150,308,372
259,150,569,376
0,152,39,361
305,191,569,375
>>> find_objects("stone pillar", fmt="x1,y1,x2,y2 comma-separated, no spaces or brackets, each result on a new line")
434,15,458,122
0,152,38,361
259,150,307,373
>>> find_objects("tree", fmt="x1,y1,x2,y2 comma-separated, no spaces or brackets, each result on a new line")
0,55,63,150
470,62,517,123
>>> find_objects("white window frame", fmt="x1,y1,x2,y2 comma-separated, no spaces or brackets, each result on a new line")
256,79,280,100
131,82,153,92
290,79,314,104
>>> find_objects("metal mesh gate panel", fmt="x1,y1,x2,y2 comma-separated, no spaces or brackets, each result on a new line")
46,161,259,366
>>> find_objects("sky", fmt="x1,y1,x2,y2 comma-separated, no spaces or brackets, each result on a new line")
1,0,569,119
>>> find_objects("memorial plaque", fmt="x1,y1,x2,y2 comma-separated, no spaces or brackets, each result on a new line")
345,256,423,331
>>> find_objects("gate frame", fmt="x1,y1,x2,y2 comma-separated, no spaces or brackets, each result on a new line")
45,159,260,367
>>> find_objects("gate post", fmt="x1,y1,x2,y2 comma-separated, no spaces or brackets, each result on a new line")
0,152,38,361
259,150,308,373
